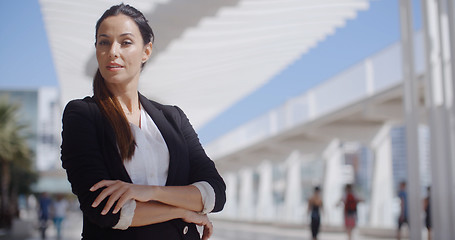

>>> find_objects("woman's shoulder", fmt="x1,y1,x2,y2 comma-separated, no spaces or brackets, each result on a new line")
63,97,100,117
141,96,183,115
140,94,191,127
65,96,95,107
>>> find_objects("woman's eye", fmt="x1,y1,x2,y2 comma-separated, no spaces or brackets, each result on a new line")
98,40,110,46
122,41,132,46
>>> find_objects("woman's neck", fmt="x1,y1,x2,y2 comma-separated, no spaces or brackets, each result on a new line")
112,87,141,127
105,80,140,115
117,93,139,114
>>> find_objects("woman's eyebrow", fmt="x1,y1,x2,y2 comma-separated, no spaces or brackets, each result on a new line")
98,33,134,38
120,32,134,37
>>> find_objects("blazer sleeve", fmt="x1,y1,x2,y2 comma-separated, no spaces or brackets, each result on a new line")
61,99,120,228
174,106,226,213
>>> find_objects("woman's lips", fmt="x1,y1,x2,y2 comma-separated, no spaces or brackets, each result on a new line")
106,64,124,71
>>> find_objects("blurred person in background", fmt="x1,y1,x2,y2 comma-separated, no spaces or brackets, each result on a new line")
307,186,323,240
423,186,431,240
397,181,408,240
52,194,69,240
60,3,225,240
338,184,362,240
38,192,52,240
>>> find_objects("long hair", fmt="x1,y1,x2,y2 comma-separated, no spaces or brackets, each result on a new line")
93,4,154,161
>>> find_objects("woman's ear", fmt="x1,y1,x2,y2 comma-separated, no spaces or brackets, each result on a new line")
142,42,152,63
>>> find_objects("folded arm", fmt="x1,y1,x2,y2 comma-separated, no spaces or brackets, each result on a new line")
131,201,213,240
90,180,206,214
61,100,122,228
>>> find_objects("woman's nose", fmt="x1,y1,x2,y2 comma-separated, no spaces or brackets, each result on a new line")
109,43,119,59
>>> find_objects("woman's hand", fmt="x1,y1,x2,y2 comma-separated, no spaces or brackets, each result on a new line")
90,180,154,215
182,211,213,240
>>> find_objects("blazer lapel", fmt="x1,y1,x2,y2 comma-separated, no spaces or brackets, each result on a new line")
85,97,131,182
85,97,118,149
139,93,181,186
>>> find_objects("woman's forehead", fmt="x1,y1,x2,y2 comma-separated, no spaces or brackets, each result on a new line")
98,14,139,37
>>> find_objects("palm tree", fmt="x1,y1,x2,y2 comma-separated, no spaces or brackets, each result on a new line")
0,99,33,228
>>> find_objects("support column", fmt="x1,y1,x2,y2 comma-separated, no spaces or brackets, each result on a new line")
445,0,455,237
284,151,302,223
440,0,455,237
322,140,344,226
256,161,274,222
421,0,455,238
238,168,255,221
369,124,395,227
399,1,422,239
220,172,238,219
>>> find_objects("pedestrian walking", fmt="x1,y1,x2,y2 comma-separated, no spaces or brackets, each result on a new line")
397,181,408,240
307,186,323,240
338,184,362,240
52,195,69,240
38,192,52,240
423,186,431,240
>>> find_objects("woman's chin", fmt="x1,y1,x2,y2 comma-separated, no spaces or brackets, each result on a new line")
101,73,124,84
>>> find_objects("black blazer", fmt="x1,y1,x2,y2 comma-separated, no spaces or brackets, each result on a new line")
61,94,226,240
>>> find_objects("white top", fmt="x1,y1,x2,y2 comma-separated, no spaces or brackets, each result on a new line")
124,107,170,186
113,105,215,230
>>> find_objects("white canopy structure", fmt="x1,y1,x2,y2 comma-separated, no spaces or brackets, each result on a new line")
39,0,369,129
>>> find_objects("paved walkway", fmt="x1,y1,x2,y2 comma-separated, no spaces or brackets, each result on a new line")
2,211,428,240
211,220,400,240
0,211,82,240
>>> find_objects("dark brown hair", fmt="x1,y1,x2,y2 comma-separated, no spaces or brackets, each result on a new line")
93,4,154,161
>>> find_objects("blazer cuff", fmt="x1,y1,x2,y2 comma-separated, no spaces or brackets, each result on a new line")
192,181,215,214
112,200,136,230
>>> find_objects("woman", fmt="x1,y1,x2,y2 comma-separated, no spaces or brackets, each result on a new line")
338,184,361,240
307,186,323,240
61,4,226,240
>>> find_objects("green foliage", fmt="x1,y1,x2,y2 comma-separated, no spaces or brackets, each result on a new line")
11,158,38,195
0,99,29,163
0,97,37,227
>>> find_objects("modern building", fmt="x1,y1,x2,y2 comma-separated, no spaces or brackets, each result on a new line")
204,16,452,238
391,125,431,193
0,88,69,193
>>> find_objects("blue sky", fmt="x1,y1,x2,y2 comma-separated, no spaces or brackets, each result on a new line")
0,0,422,143
198,0,422,143
0,0,58,88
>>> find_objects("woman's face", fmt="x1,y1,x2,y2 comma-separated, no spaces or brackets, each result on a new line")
96,14,151,87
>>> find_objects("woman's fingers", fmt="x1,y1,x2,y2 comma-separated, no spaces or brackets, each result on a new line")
90,180,116,192
114,191,134,214
92,185,117,208
90,180,152,215
201,220,213,240
181,211,214,239
91,180,125,208
184,213,212,232
101,186,128,215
